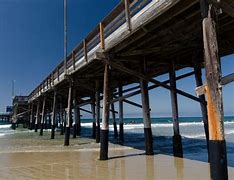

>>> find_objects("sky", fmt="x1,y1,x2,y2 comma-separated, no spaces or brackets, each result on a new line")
0,0,233,117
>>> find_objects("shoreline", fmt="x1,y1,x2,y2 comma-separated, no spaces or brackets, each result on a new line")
0,128,234,179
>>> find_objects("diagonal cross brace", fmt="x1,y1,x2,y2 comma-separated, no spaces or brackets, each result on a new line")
105,60,204,104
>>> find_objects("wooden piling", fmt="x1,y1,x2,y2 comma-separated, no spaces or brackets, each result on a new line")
51,90,57,139
39,96,46,136
100,63,110,160
73,93,78,138
95,87,101,143
200,0,228,179
29,103,34,130
111,102,118,139
35,100,40,132
64,81,73,146
119,86,124,142
169,62,183,157
140,79,153,155
91,98,96,139
60,104,64,135
76,106,81,136
194,65,209,155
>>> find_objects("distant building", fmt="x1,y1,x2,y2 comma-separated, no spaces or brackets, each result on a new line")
12,96,29,124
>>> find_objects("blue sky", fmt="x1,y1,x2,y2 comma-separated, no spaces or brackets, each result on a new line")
0,0,233,117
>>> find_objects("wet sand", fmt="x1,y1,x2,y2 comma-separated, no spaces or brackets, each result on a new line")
0,129,234,179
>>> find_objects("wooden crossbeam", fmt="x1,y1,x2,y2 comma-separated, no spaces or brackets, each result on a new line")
106,60,203,104
112,71,195,103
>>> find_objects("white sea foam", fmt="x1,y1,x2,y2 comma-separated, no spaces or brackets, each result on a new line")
182,133,205,138
0,124,11,129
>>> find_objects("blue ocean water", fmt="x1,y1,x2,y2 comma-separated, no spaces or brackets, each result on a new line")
80,116,234,167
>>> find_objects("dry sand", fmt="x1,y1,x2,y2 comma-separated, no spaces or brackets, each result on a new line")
0,129,233,180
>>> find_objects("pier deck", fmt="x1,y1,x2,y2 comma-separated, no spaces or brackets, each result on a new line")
28,0,234,101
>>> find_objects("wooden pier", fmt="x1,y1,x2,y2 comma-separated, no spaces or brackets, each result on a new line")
13,0,234,179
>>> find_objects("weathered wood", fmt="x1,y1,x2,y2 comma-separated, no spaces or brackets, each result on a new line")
51,90,57,139
35,100,40,132
221,73,234,85
73,92,78,138
95,84,101,143
91,99,96,139
76,107,81,136
200,0,228,179
64,81,73,146
111,101,118,139
119,86,124,142
29,103,34,130
194,65,209,155
124,0,131,31
83,39,88,62
169,61,183,157
99,22,105,50
100,63,110,160
39,96,46,136
140,78,153,155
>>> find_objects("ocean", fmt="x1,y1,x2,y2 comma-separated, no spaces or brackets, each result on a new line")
0,116,234,167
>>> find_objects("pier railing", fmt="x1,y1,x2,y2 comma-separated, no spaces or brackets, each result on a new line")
28,0,153,101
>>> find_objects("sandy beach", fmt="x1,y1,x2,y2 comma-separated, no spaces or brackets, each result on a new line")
0,128,233,180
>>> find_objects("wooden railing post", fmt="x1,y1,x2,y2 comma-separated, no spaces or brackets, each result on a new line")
72,51,76,71
83,39,88,62
124,0,132,31
99,22,105,50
